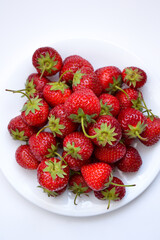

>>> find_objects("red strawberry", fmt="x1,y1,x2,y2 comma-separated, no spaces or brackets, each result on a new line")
94,142,126,163
64,89,101,127
32,47,62,77
94,176,126,209
118,107,147,140
59,55,94,85
37,157,70,191
62,132,93,171
21,96,49,127
122,67,147,89
87,115,122,147
72,66,102,96
8,115,37,141
29,132,57,161
115,88,143,110
38,185,67,197
99,93,120,117
81,162,112,191
69,173,92,205
139,117,160,146
95,66,122,94
24,73,50,98
117,146,142,172
44,104,78,139
15,144,39,169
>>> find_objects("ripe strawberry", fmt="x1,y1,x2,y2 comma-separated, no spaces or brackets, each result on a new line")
87,115,122,147
32,47,62,77
94,142,126,163
117,146,142,172
24,73,49,98
115,88,143,110
21,96,49,127
8,115,37,141
29,132,57,161
64,89,101,127
62,132,93,171
43,104,78,139
95,66,122,94
81,162,112,191
118,107,147,140
37,157,70,191
139,117,160,146
94,176,126,209
72,66,102,96
38,185,67,197
99,93,120,117
69,173,92,205
122,67,147,88
15,144,39,169
59,55,94,85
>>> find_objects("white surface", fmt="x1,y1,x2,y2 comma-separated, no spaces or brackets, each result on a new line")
0,0,160,239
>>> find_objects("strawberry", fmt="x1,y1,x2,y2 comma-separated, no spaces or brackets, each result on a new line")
139,117,160,146
122,67,147,89
59,55,94,85
62,132,93,171
94,142,126,163
69,173,92,205
81,162,112,191
24,73,50,98
94,176,126,209
37,157,70,191
8,115,37,141
87,115,122,147
99,93,120,117
32,47,62,77
64,89,101,127
42,104,78,139
95,66,122,94
118,107,147,140
72,66,102,96
117,146,142,172
15,144,40,169
38,185,67,197
29,132,57,161
115,87,143,110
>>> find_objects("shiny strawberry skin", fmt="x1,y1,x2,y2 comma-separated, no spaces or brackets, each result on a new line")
99,93,120,117
29,132,57,161
117,146,142,172
43,83,72,107
32,47,62,76
88,115,122,147
37,158,70,191
140,117,160,146
64,89,101,119
81,162,112,191
49,104,78,138
8,115,37,141
21,98,49,127
94,142,126,163
15,144,40,169
95,66,122,93
122,67,147,89
72,66,102,96
62,132,94,171
59,55,94,84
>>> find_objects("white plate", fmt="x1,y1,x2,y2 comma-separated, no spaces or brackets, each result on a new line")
1,38,160,217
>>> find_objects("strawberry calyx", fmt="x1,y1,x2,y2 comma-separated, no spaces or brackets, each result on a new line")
99,99,113,116
105,75,123,94
69,182,89,205
21,96,43,116
101,187,120,209
37,186,58,197
125,121,148,140
10,129,28,141
48,81,69,94
45,143,59,158
64,142,82,160
131,92,143,111
124,68,143,88
37,53,58,78
25,78,37,97
72,70,86,87
43,159,67,180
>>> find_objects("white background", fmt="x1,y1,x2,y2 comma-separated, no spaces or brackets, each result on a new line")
0,0,160,239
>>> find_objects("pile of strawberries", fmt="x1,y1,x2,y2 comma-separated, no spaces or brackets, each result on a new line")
7,46,160,209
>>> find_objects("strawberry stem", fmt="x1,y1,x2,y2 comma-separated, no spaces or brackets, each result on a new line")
5,89,32,104
54,152,68,165
36,126,49,136
81,117,99,139
115,86,129,100
58,70,72,83
135,131,147,141
110,182,136,187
